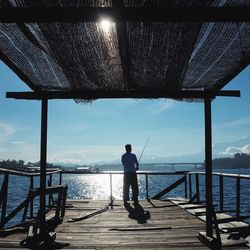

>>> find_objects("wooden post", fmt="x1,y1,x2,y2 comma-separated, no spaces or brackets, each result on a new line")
39,98,48,235
236,176,240,217
189,174,192,199
59,172,62,185
61,186,68,218
204,97,213,237
145,173,149,201
30,176,34,218
196,174,200,203
185,173,187,199
219,175,224,212
0,173,9,228
49,174,52,206
110,173,113,209
55,190,63,219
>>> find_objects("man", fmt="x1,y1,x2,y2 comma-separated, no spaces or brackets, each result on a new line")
121,144,139,205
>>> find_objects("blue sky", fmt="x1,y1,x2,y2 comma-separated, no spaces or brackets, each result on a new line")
0,61,250,164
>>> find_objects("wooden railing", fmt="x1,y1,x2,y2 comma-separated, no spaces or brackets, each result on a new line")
2,168,250,229
62,170,189,208
187,171,250,219
0,168,65,229
61,170,250,221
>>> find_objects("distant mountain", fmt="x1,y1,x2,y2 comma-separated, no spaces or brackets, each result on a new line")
1,137,249,171
95,137,250,165
51,162,80,170
49,137,250,167
212,153,250,169
161,137,250,163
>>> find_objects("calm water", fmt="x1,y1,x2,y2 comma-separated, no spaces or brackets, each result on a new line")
1,166,250,227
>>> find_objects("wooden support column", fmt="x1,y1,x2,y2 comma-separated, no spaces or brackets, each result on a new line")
189,174,192,199
185,173,188,199
145,173,149,201
236,176,241,217
196,174,200,203
39,98,48,235
30,176,34,218
219,175,224,212
0,173,9,228
204,97,213,237
110,173,113,209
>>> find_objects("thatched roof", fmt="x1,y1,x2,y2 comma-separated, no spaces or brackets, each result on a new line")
0,1,249,100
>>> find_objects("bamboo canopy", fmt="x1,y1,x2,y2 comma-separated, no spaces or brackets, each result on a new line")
0,1,249,101
0,0,250,245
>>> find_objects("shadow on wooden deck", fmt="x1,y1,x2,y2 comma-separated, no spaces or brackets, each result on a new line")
0,199,249,249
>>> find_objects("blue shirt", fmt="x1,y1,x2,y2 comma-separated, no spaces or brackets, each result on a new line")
121,152,139,173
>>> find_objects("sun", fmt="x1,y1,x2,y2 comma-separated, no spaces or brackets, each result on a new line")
100,19,112,33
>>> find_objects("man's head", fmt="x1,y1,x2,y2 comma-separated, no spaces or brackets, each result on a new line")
125,144,132,152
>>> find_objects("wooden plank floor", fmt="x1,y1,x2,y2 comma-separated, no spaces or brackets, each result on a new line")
0,199,249,249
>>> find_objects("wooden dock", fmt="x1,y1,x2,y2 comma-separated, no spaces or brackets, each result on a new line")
0,199,249,249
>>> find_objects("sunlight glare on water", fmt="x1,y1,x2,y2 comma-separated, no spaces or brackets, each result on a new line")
66,174,124,200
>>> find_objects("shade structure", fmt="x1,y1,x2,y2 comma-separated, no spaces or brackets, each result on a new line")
0,1,249,102
0,0,250,246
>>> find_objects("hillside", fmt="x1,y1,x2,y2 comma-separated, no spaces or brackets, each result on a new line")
212,153,250,169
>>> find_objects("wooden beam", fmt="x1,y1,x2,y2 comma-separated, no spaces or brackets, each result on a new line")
0,174,9,228
0,7,250,23
152,176,186,200
112,0,131,91
6,90,240,100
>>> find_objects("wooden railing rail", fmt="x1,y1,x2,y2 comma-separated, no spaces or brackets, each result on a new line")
0,167,61,177
187,171,250,218
61,170,250,220
188,171,250,179
0,173,9,226
0,168,62,229
0,185,67,229
2,169,250,228
62,170,189,206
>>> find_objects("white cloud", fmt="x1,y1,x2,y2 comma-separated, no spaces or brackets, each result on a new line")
0,122,17,136
215,116,250,129
0,142,40,162
227,117,250,127
48,145,126,165
137,100,176,115
220,144,250,156
152,101,175,114
10,141,24,144
242,144,250,154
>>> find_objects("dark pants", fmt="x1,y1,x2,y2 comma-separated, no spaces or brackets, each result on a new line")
123,172,139,202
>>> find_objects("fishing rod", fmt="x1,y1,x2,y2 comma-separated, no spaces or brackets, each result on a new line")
138,137,150,163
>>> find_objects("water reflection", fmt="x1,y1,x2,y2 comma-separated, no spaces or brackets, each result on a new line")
63,174,184,200
65,174,124,200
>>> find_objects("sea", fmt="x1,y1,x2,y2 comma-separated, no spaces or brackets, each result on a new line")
1,164,250,227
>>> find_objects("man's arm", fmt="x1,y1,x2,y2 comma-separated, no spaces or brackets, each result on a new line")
134,155,139,170
121,155,124,166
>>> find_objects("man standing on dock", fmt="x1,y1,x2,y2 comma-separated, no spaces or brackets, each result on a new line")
121,144,139,205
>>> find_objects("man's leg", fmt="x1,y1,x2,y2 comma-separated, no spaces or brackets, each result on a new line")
123,173,130,203
131,173,139,203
